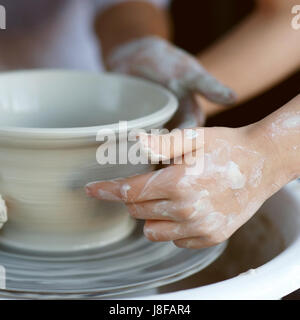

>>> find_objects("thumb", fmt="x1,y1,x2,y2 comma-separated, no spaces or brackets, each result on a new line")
138,128,204,162
166,94,206,130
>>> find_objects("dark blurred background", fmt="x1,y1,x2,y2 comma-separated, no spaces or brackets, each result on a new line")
170,0,300,128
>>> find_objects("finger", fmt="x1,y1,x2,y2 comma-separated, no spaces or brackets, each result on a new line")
86,166,178,203
127,200,193,221
166,94,206,130
190,71,236,105
143,220,203,242
138,127,204,162
143,210,228,242
173,237,218,249
183,93,206,127
144,220,185,241
127,201,175,221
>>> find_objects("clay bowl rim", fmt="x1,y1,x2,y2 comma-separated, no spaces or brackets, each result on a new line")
0,70,178,141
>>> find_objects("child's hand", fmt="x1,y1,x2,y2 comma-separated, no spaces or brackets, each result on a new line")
108,36,235,128
86,125,286,248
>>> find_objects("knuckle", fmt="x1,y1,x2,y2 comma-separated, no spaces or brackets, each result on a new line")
177,207,194,221
127,205,141,219
143,227,160,242
143,231,155,242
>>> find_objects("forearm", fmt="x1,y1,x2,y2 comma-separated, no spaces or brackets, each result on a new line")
94,1,171,63
251,94,300,186
197,3,300,116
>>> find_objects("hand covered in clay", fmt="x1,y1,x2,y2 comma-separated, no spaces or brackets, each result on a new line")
107,36,236,128
86,125,287,248
0,196,7,230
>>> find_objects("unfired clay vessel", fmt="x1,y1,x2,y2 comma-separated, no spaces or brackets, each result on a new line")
0,70,178,252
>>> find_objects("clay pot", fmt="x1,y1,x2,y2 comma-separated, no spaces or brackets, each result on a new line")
0,70,178,252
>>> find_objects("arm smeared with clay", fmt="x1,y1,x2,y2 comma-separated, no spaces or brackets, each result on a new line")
86,94,300,249
94,1,236,128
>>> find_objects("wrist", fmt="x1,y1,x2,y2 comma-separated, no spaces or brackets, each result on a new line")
250,95,300,185
244,122,291,194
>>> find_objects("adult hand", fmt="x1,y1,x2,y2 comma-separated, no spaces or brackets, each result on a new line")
86,124,287,248
107,36,236,128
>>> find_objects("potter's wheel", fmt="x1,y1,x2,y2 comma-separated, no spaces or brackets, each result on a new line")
0,222,226,299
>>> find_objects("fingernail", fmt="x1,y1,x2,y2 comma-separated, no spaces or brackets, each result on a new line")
98,189,122,201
